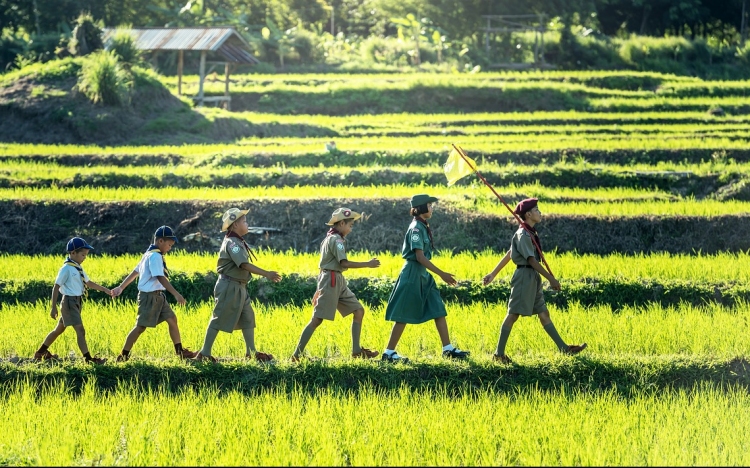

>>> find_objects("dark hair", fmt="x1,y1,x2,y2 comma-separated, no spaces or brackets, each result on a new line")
410,204,429,216
71,247,87,254
154,236,173,243
334,218,354,227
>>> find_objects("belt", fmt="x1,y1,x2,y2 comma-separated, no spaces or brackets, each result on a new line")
320,269,341,287
140,290,166,294
516,265,534,269
219,274,248,285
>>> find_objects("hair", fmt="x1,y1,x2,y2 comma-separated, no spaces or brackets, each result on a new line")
154,236,174,243
410,204,429,216
334,218,354,227
70,247,87,254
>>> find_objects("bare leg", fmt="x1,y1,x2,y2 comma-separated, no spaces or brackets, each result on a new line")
434,316,450,347
386,322,407,350
41,320,66,347
122,325,147,352
166,316,181,344
71,324,89,355
351,309,364,354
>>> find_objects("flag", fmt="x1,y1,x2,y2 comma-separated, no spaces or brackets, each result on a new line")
443,146,478,186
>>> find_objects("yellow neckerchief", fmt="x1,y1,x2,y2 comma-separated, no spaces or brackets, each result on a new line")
145,244,169,277
63,257,88,297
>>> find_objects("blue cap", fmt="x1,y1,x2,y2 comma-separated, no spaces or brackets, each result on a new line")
154,225,178,243
66,237,95,252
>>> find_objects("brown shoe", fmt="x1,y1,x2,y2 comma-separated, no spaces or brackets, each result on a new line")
177,347,199,359
563,343,588,355
86,356,107,365
193,352,217,363
352,348,379,359
115,353,130,363
492,354,513,364
33,350,59,361
251,352,275,363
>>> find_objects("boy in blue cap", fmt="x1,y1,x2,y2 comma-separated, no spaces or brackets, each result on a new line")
111,226,198,361
33,237,110,364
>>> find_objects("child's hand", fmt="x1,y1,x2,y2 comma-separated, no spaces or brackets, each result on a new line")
50,305,58,319
103,288,112,297
549,278,561,291
482,273,496,286
367,258,381,268
265,271,282,283
174,293,187,305
111,286,122,297
440,272,457,286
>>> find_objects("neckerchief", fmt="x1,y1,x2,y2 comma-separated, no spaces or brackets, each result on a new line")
63,257,88,297
145,244,169,278
327,227,344,238
227,231,258,262
413,216,434,248
520,222,542,253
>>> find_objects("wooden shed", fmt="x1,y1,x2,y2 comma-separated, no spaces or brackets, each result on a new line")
103,27,259,109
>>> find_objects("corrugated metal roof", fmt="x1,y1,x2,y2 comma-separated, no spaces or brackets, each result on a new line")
103,27,259,64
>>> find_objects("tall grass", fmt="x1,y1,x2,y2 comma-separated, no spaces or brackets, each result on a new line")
76,50,131,106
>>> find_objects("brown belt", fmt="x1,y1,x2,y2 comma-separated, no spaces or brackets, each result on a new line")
219,274,248,285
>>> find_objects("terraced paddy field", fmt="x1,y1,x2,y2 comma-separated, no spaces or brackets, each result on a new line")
2,68,750,464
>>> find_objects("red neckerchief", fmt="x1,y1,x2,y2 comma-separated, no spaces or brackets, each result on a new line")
413,216,434,247
327,227,344,238
520,222,542,253
227,231,257,262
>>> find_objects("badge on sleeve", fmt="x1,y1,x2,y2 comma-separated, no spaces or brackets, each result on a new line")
411,234,421,242
231,245,241,254
336,242,344,250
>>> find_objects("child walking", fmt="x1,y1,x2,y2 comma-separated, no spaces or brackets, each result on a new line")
34,237,109,364
111,226,198,361
381,194,469,363
194,208,281,363
291,207,381,361
487,198,587,364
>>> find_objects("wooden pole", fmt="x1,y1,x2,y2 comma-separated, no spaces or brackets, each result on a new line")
177,50,184,96
198,50,206,107
224,62,230,111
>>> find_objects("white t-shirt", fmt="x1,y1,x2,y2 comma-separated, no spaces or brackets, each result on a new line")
136,250,166,292
55,262,90,297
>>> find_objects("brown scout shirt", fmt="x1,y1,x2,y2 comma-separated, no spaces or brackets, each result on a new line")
510,227,540,266
318,233,348,272
217,236,251,281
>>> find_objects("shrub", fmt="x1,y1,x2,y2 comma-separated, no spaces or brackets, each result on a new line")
106,29,142,68
76,50,131,106
68,11,103,56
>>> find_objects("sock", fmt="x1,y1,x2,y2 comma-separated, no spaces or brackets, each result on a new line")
293,323,317,357
36,344,49,354
351,321,362,354
495,325,513,356
384,348,396,356
543,322,568,351
83,352,92,359
200,327,220,356
120,349,130,357
442,344,455,352
174,343,183,354
241,328,255,354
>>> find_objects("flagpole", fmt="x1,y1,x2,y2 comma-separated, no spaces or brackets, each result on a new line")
450,143,555,278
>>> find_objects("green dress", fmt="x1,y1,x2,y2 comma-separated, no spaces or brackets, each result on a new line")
384,218,448,324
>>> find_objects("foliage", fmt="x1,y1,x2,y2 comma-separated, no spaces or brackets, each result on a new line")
76,50,132,105
105,28,142,68
67,11,103,56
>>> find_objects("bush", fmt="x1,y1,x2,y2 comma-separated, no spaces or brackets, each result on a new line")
68,11,103,56
106,29,142,68
76,50,131,106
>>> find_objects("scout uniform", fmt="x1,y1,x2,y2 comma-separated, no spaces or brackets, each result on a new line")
135,237,177,328
312,208,365,321
384,196,447,324
507,225,547,316
54,240,93,327
208,208,256,332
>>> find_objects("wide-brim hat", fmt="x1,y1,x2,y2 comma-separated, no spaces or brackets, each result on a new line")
154,225,178,243
410,194,438,208
222,208,250,232
326,207,361,226
66,237,95,252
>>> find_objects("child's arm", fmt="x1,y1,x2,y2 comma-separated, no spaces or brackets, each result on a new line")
415,250,457,285
112,270,138,297
50,284,60,319
241,263,282,282
527,257,561,290
156,276,186,305
483,250,511,285
85,280,112,297
340,258,380,269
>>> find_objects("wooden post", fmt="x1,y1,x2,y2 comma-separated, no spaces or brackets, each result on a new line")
224,62,231,111
198,50,206,107
177,50,184,96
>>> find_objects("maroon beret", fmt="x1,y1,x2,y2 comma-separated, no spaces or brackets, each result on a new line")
513,198,538,216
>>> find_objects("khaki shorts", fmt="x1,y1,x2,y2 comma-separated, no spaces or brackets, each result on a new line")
312,270,364,321
136,291,176,328
507,267,548,316
208,276,255,333
60,295,83,327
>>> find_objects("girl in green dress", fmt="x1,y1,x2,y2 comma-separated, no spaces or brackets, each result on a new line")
381,194,470,363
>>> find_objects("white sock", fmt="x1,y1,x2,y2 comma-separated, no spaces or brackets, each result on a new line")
442,344,456,352
384,348,396,356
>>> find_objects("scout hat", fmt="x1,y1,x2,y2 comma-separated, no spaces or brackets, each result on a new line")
410,194,438,208
66,237,94,252
514,198,538,217
221,208,249,232
326,207,361,226
154,225,178,243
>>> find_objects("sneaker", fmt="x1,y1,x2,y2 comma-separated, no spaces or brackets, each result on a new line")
352,348,379,359
251,352,275,363
563,343,588,355
177,347,199,359
193,352,218,363
492,354,513,364
442,348,471,360
33,350,59,361
115,353,130,363
85,355,107,365
381,352,409,364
